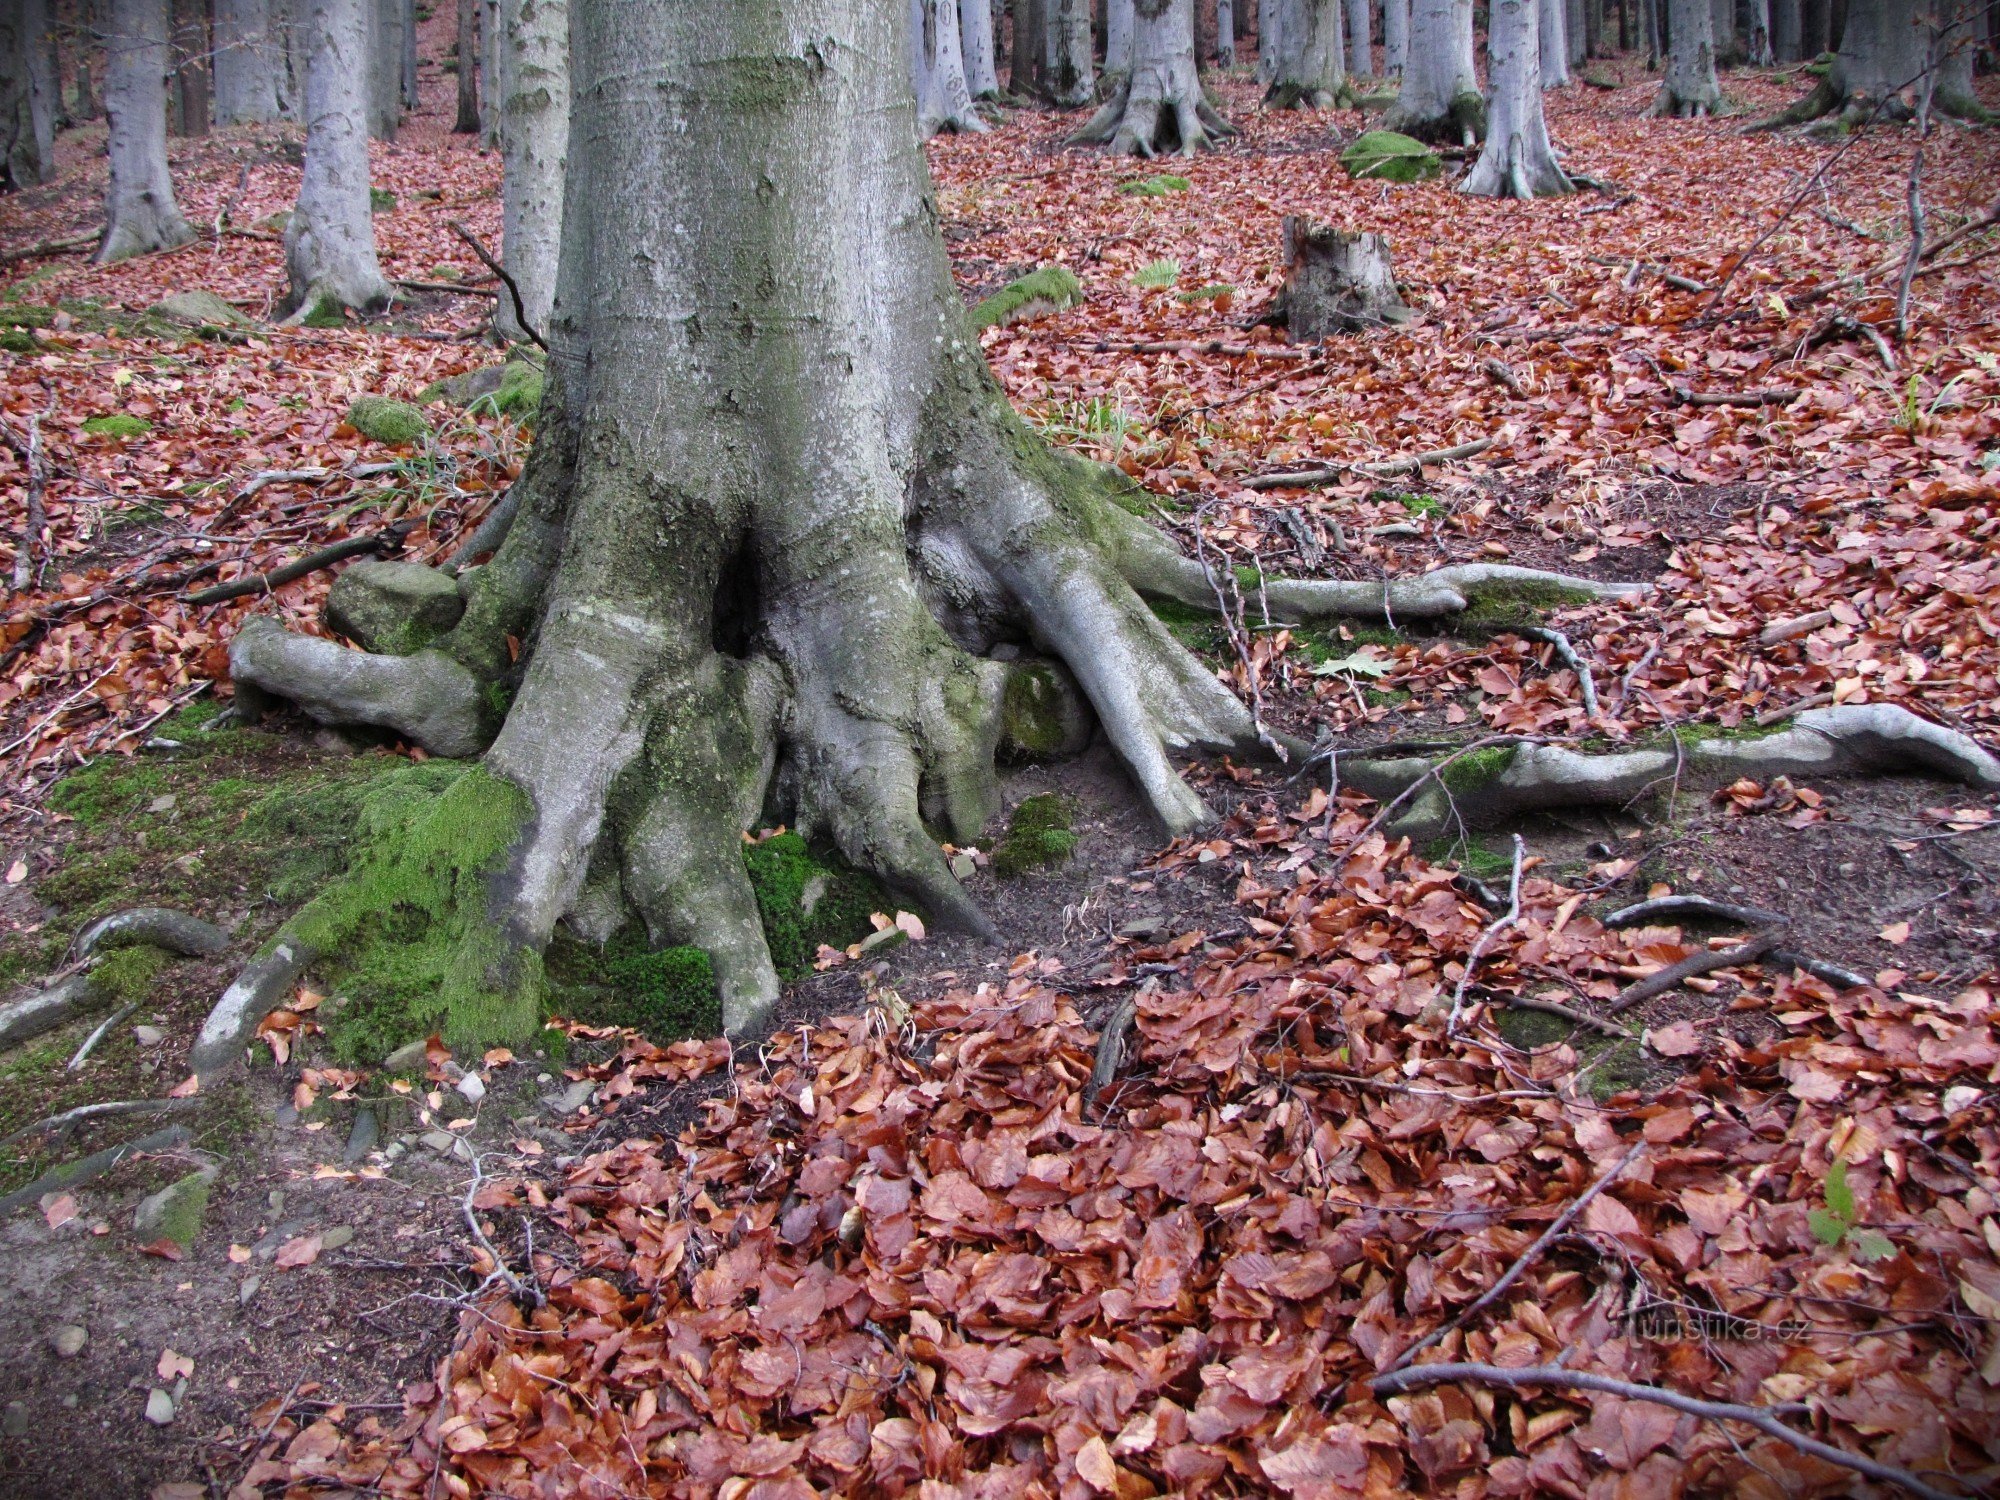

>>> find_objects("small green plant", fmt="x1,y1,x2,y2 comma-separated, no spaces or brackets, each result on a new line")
970,266,1085,331
1808,1159,1895,1261
1117,174,1191,196
369,187,398,214
1131,258,1180,290
1175,282,1236,304
79,413,152,440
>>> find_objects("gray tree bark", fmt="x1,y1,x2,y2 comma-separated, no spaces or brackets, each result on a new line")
1348,0,1372,74
1383,0,1407,69
1565,0,1586,61
1217,0,1236,64
2,0,57,189
1041,0,1094,103
1757,0,1926,123
1708,0,1735,58
73,0,103,121
961,0,1001,94
1540,0,1571,82
1263,0,1346,105
1075,0,1231,147
214,0,286,122
1258,0,1282,76
399,0,415,109
97,0,194,259
1464,0,1573,195
914,0,987,134
1934,0,1991,119
284,0,391,315
1650,0,1723,112
1107,0,1135,71
1381,0,1483,138
495,0,565,339
365,0,400,136
1771,0,1800,57
453,0,478,130
1745,0,1774,60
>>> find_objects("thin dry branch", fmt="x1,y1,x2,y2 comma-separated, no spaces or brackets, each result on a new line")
1447,834,1525,1033
1244,435,1497,490
1606,932,1776,1016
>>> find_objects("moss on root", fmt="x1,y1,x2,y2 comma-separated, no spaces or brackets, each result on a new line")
1439,744,1517,793
1458,580,1595,633
548,928,719,1037
993,794,1080,877
743,833,885,978
89,944,169,1005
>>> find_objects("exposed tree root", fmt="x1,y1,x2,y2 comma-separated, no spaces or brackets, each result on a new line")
1070,74,1234,155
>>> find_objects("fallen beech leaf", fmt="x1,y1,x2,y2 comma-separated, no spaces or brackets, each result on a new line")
167,1074,200,1098
274,1233,323,1270
5,859,26,884
138,1238,184,1261
1645,1021,1703,1057
1074,1435,1118,1492
41,1192,78,1229
1878,920,1910,945
157,1347,193,1381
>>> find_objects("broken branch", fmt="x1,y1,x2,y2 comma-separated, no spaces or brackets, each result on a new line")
1605,933,1777,1016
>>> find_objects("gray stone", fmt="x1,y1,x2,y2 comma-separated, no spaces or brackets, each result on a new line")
144,1388,175,1425
274,1102,299,1126
548,1080,595,1115
421,1129,462,1156
343,1106,379,1163
150,290,253,328
50,1324,87,1358
324,561,466,657
320,1225,355,1251
1118,915,1167,940
382,1037,430,1073
134,1025,165,1047
2,1402,28,1437
132,1167,216,1245
238,1276,261,1305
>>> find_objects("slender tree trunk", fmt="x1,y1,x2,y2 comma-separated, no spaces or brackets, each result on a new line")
399,0,415,108
477,0,497,139
1257,0,1282,74
214,0,286,122
495,0,565,338
1193,0,1210,64
453,0,477,129
3,1,56,189
1383,0,1407,67
1744,0,1772,59
1583,0,1603,52
1799,0,1825,51
1013,0,1041,89
97,0,193,254
1566,0,1586,59
1650,0,1722,108
1541,0,1571,81
962,0,1002,92
168,0,207,134
1263,0,1346,102
1464,0,1573,194
1771,0,1800,56
1348,0,1372,73
1073,0,1230,145
365,0,399,136
1708,0,1735,58
1382,0,1483,136
45,15,68,129
1041,0,1094,102
914,0,986,134
72,0,102,121
275,0,306,115
1216,0,1235,62
284,0,390,314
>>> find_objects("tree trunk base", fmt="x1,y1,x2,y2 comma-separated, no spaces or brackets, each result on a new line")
1380,88,1487,144
1070,65,1233,153
1461,131,1575,198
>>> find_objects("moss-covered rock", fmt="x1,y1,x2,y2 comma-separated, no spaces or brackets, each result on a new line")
993,793,1080,877
1439,743,1518,793
1000,660,1094,761
972,266,1086,331
132,1169,211,1248
369,188,398,214
150,290,253,329
324,560,466,656
1117,173,1191,196
79,413,152,440
417,357,544,425
1339,130,1442,183
344,396,430,446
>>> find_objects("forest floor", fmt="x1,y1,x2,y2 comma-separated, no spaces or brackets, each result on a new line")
2,18,2000,1500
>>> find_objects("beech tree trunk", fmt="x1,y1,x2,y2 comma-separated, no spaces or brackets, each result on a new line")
1383,0,1407,69
1933,0,1988,119
399,0,416,109
167,0,208,134
1759,0,1924,122
1464,0,1573,195
97,0,194,257
453,0,477,130
1650,0,1722,111
1348,0,1372,73
961,0,1001,93
1744,0,1773,59
1107,0,1136,68
1217,0,1235,64
1041,0,1094,103
1263,0,1346,105
214,0,287,123
1708,0,1734,58
1258,0,1281,76
2,0,57,189
477,0,497,140
1771,0,1800,57
1540,0,1571,82
366,0,400,136
495,0,565,339
1381,0,1483,137
1073,0,1230,148
1566,0,1586,60
283,0,391,315
914,0,987,133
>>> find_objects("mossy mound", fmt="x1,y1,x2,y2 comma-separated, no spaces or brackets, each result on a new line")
993,793,1080,877
1339,131,1442,183
0,329,37,353
743,833,886,978
79,414,152,440
90,944,170,1006
1118,173,1191,196
417,356,544,425
1001,661,1094,761
549,929,718,1037
300,296,346,329
369,188,398,214
972,266,1086,331
345,396,430,446
134,1170,211,1249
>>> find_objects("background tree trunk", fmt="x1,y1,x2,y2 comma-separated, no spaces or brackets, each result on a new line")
399,0,415,109
1771,0,1800,57
1073,0,1230,147
1708,0,1735,59
453,0,478,130
496,0,565,339
97,0,194,256
1263,0,1346,104
1464,0,1573,194
1216,0,1235,64
1565,0,1586,61
1799,0,1826,52
914,0,987,134
1041,0,1094,103
1582,0,1602,55
1383,0,1407,68
284,0,391,314
477,0,497,140
1541,0,1571,82
365,0,400,137
1934,0,1990,119
1257,0,1282,75
962,0,1002,94
168,0,207,135
1745,0,1772,59
2,0,56,189
214,0,286,123
72,0,102,121
1348,0,1372,73
1650,0,1722,111
1381,0,1483,137
1758,0,1924,122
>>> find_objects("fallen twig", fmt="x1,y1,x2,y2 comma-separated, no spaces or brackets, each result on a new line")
1769,947,1871,990
1476,323,1622,345
1606,932,1776,1016
66,1003,138,1072
1920,192,1999,262
1520,626,1600,719
1757,609,1834,645
3,384,57,593
1754,690,1834,725
1389,1140,1647,1371
1586,253,1708,293
1894,144,1925,345
184,520,417,606
461,1150,537,1306
448,221,547,350
0,229,97,263
1604,894,1785,929
1369,1363,1964,1500
1481,357,1525,395
1244,435,1497,490
1447,835,1524,1033
1502,993,1635,1039
1068,337,1313,360
396,278,499,298
0,1095,202,1148
1087,994,1138,1104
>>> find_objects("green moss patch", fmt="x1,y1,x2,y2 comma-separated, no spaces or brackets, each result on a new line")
300,295,346,329
345,396,430,446
993,794,1080,878
1440,744,1518,793
1494,1005,1575,1049
1002,663,1081,760
79,413,152,440
972,266,1086,331
548,928,718,1038
1339,131,1442,183
89,944,169,1006
743,833,885,978
1118,173,1191,196
1458,579,1595,633
369,188,398,214
1147,597,1228,655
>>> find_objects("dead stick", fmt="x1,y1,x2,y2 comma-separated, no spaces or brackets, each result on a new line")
1894,144,1925,345
1502,994,1634,1039
1521,626,1600,719
1604,894,1785,929
1369,1364,1963,1500
1447,835,1524,1033
1606,933,1776,1016
5,385,57,593
66,1003,138,1072
1067,337,1313,360
0,229,97,263
1086,994,1138,1104
396,279,499,298
1388,1141,1647,1371
447,221,547,351
1244,436,1497,491
184,522,415,606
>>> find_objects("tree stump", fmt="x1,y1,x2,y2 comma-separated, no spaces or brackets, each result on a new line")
1277,218,1412,339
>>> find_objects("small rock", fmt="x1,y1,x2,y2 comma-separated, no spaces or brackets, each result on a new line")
421,1129,457,1154
150,289,253,328
267,1189,286,1215
50,1324,88,1358
382,1037,430,1074
134,1025,165,1047
343,1106,379,1164
949,852,976,882
325,560,464,655
147,794,177,814
2,1402,28,1438
1117,915,1167,940
144,1388,175,1426
455,1072,486,1104
132,1169,214,1247
238,1276,261,1305
383,1142,406,1161
320,1225,355,1252
274,1102,299,1126
550,1080,595,1115
536,1072,552,1084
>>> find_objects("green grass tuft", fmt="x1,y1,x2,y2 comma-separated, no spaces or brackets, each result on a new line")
1117,174,1191,196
